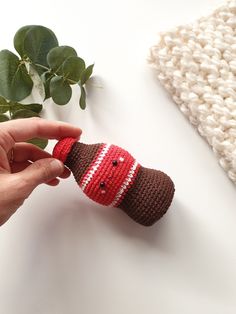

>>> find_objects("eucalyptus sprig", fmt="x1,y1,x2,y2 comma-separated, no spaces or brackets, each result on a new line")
0,25,94,111
0,25,94,148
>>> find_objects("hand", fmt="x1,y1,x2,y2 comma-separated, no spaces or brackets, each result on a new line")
0,118,82,226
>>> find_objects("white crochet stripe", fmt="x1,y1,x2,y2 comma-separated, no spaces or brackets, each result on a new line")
148,0,236,184
81,144,111,191
110,160,139,207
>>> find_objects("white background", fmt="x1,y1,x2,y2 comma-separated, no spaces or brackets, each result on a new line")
0,0,236,313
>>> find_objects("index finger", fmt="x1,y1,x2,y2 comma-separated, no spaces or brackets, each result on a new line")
0,118,82,151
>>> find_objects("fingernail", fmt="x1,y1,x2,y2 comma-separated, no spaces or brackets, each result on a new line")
50,159,64,172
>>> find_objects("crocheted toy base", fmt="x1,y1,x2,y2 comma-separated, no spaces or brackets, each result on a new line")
149,0,236,184
53,138,175,226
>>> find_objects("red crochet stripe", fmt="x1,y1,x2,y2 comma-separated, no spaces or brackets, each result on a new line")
82,144,137,206
53,137,77,163
113,162,141,207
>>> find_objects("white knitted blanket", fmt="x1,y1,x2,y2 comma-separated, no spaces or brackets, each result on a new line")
149,0,236,184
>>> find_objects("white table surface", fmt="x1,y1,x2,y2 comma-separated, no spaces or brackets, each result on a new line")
0,0,236,313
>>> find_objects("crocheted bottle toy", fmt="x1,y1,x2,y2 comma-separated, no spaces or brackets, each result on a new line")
53,138,175,226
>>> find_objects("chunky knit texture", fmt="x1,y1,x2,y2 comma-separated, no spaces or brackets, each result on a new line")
53,138,175,226
149,0,236,184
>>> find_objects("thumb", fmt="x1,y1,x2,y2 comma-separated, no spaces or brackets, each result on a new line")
18,158,64,192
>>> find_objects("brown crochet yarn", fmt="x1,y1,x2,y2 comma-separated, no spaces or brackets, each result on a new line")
119,167,174,226
53,138,175,226
65,142,101,183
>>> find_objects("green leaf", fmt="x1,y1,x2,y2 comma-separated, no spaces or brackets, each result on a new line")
27,138,48,149
0,50,33,101
79,85,86,109
11,109,39,119
62,56,85,83
0,114,9,122
47,46,77,73
41,72,54,100
24,103,43,113
50,76,72,105
23,25,58,66
0,96,9,113
80,64,94,85
14,25,34,58
9,102,42,114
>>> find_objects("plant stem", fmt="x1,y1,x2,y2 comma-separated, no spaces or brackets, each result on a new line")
67,78,78,84
33,63,85,90
35,63,50,71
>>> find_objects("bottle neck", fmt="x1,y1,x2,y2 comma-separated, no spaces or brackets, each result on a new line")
65,142,103,184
